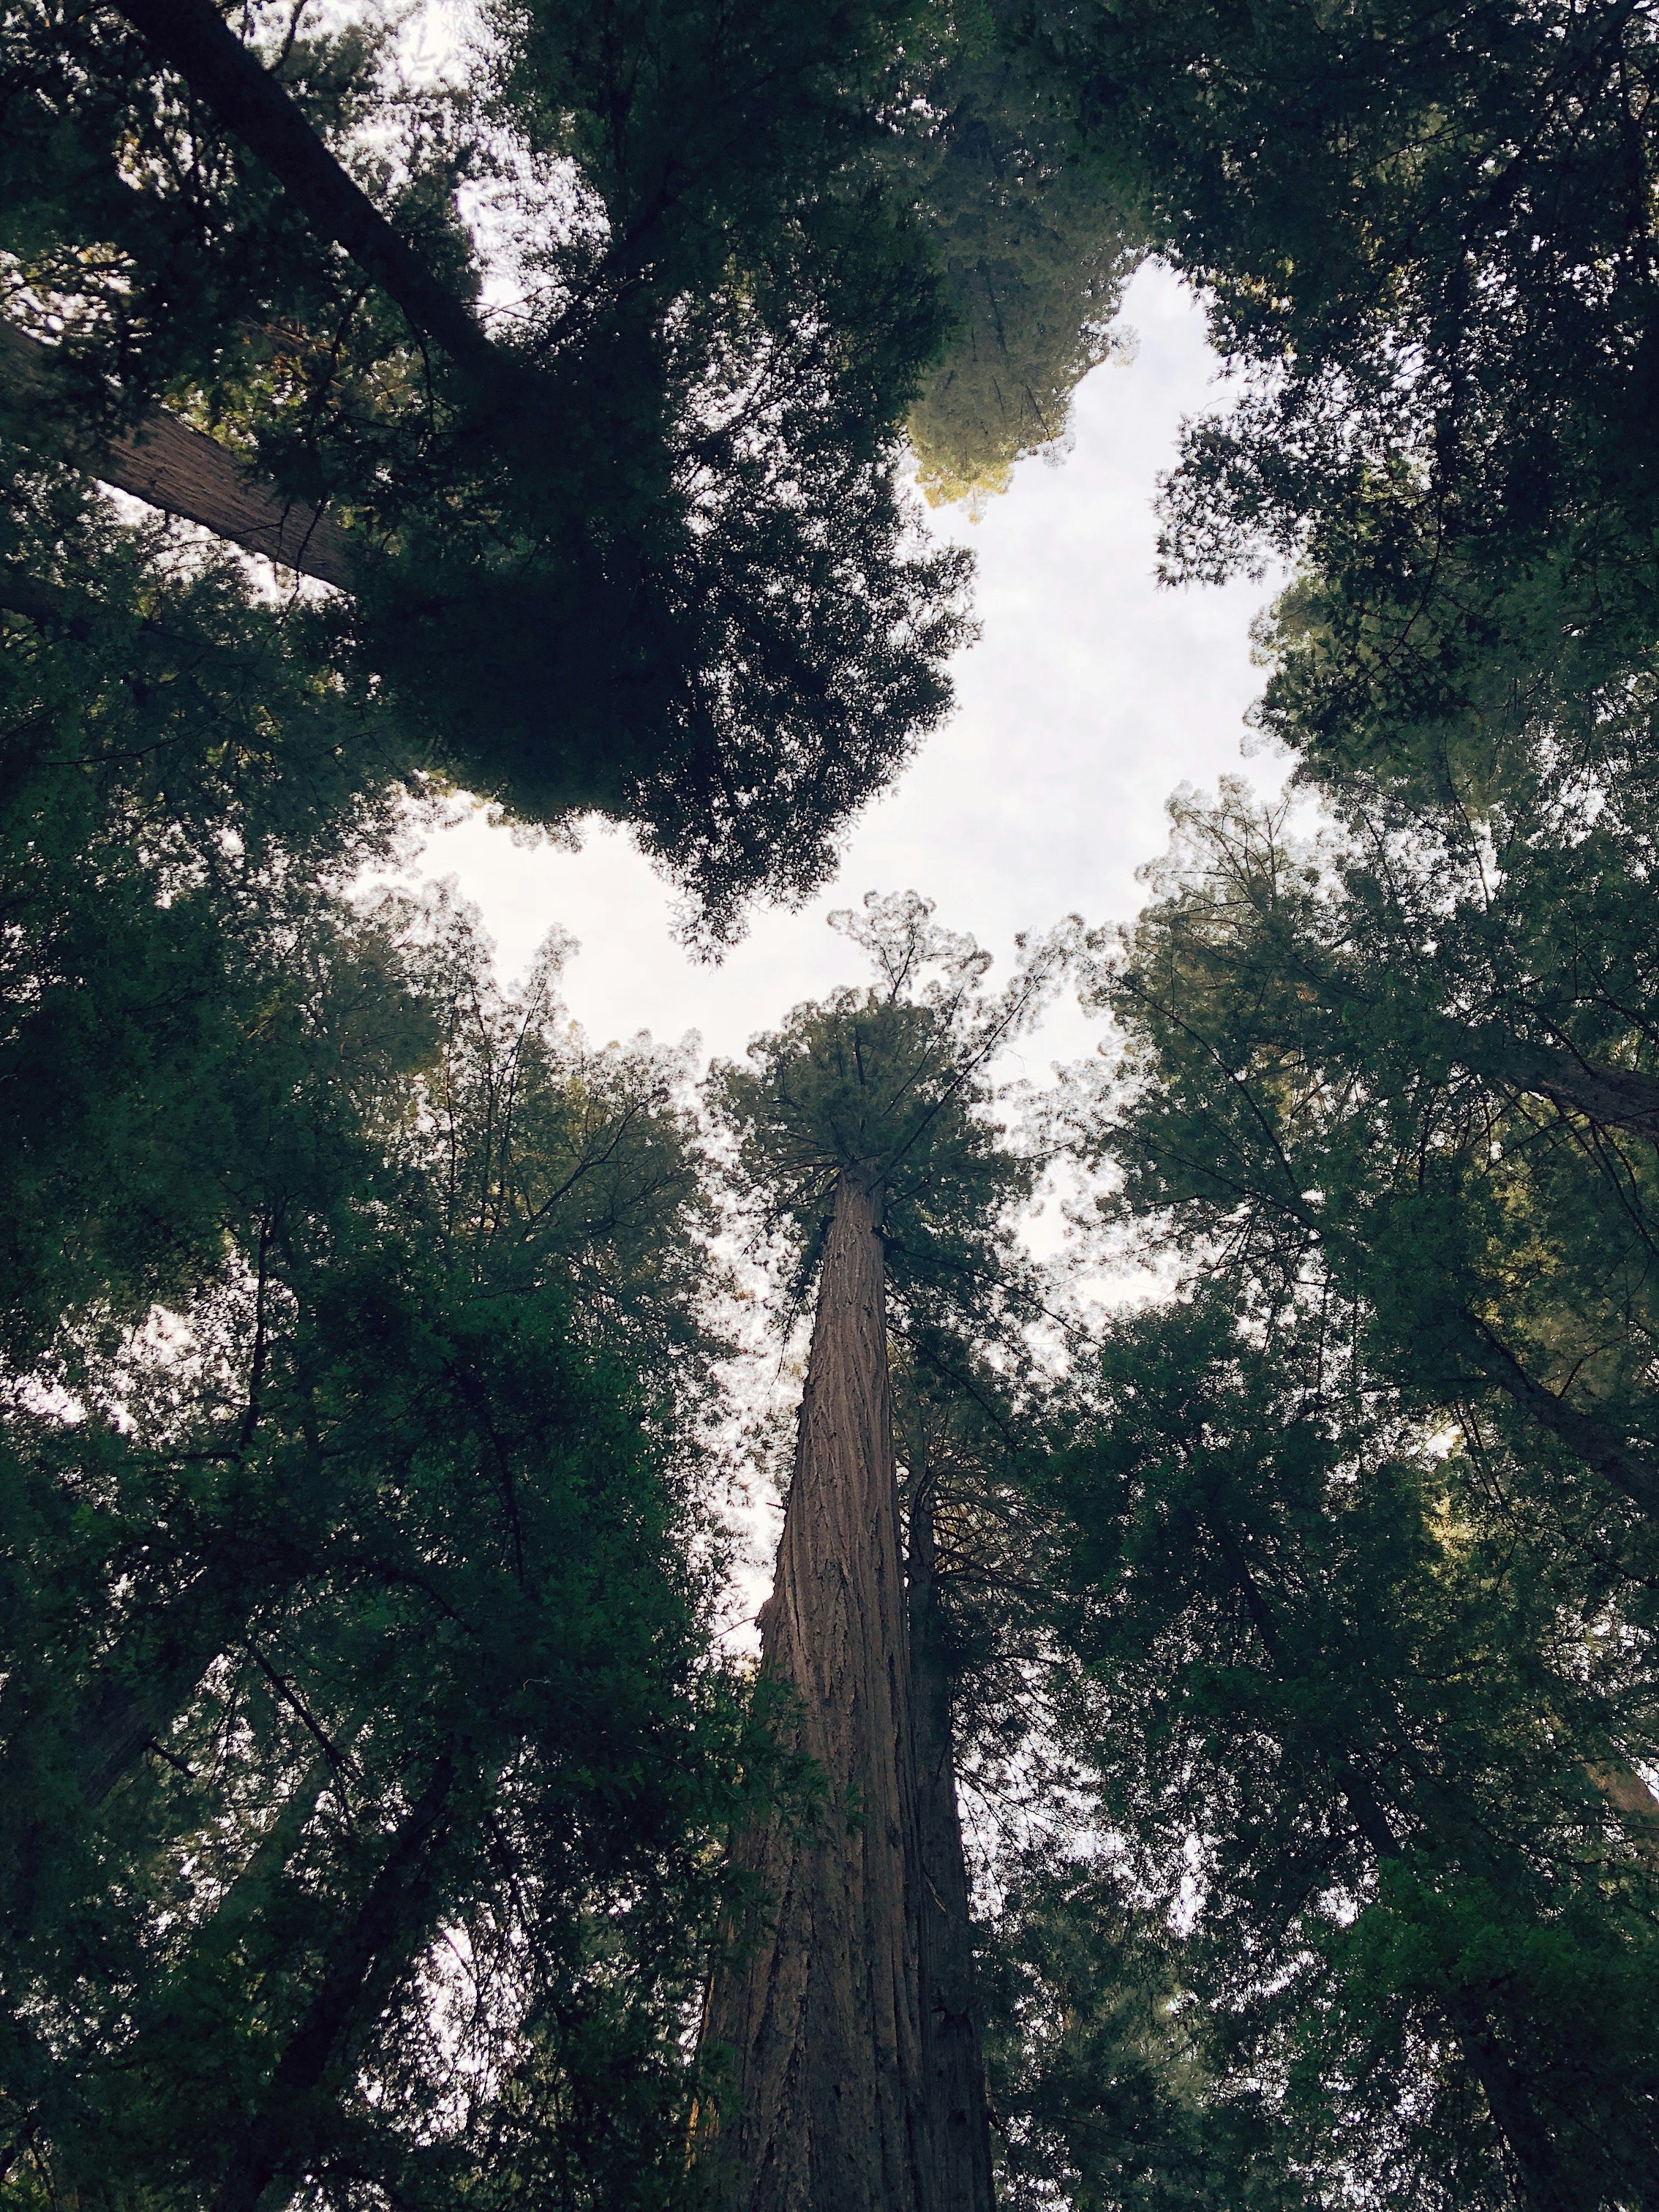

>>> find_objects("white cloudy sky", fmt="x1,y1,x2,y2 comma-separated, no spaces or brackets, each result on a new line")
405,261,1284,1075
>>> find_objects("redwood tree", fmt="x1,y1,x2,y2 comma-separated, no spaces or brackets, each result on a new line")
703,892,1069,2210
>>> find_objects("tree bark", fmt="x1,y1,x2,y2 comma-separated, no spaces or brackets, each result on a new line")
702,1166,928,2212
0,319,358,588
906,1478,996,2212
71,1621,227,1807
1448,1021,1659,1142
1585,1760,1659,1867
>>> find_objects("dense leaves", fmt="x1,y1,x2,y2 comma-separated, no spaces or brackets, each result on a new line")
1022,1293,1658,2208
906,14,1143,509
1017,0,1659,800
0,846,764,2204
0,0,981,930
10,0,1659,2201
0,467,418,1366
710,889,1071,1329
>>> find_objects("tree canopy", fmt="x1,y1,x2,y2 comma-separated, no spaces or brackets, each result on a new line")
2,0,980,930
1,881,775,2208
8,0,1659,2204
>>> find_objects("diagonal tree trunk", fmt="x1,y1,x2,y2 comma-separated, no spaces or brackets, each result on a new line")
702,1165,928,2212
1444,1020,1659,1143
114,0,500,379
1462,1315,1659,1521
0,320,358,588
212,1742,459,2212
1584,1759,1659,1867
907,1476,996,2212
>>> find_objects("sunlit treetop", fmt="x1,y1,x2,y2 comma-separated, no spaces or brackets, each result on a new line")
905,25,1144,514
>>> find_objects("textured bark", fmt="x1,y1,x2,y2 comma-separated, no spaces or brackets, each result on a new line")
1448,1021,1659,1142
907,1481,996,2212
1586,1761,1659,1867
703,1167,928,2212
0,320,358,587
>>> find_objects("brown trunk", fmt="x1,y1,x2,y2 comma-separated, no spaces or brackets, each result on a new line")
702,1166,927,2212
1462,1317,1659,1521
115,0,500,380
1448,1022,1659,1143
1586,1761,1659,1867
907,1478,996,2212
0,320,358,588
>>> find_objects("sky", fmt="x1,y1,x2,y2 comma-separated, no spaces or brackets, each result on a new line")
402,261,1286,1080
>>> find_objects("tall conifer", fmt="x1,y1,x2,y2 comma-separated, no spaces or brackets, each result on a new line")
702,894,1068,2209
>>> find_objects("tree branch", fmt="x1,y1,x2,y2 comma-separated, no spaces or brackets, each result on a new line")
1,319,358,587
115,0,498,378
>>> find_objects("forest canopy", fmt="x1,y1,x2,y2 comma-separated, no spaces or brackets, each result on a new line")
3,1,1657,2208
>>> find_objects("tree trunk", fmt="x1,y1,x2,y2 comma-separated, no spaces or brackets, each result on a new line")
1585,1760,1659,1867
1462,1316,1659,1521
907,1478,996,2212
702,1166,928,2212
1448,1021,1659,1142
115,0,500,380
0,320,358,588
71,1622,226,1807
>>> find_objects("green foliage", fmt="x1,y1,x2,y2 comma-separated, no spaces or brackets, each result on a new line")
999,0,1659,2122
982,1852,1312,2212
709,889,1070,1327
1014,0,1659,803
0,0,443,423
0,878,764,2205
906,17,1144,510
12,0,1659,2197
1,0,979,932
1038,689,1659,2201
1085,777,1659,1534
0,466,420,1366
1020,1293,1659,2207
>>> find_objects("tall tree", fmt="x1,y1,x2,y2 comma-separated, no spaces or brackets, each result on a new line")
884,1290,1314,2211
701,892,1068,2210
0,885,774,2208
1083,778,1659,1538
1049,782,1659,2205
902,1368,999,2212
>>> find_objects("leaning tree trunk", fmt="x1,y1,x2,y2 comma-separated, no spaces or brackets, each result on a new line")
702,1166,928,2212
907,1478,996,2212
0,320,357,588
